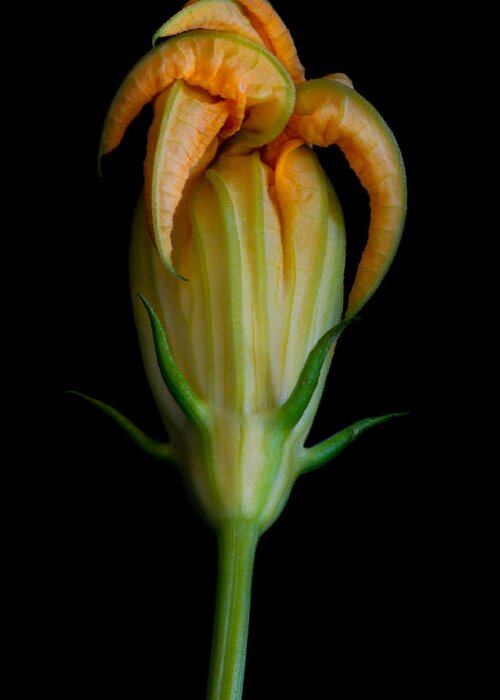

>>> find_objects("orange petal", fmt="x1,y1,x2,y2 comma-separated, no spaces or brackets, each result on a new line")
261,126,296,169
100,30,294,158
183,0,305,82
235,0,305,83
144,80,229,275
274,140,332,395
153,0,265,47
289,77,407,316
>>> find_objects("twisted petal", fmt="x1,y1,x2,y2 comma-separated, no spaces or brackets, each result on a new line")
101,30,295,157
144,81,229,275
289,77,407,316
100,30,295,272
182,0,305,82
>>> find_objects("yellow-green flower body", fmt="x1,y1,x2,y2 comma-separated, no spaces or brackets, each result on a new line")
131,143,345,528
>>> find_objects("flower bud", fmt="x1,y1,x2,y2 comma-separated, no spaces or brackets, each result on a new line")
130,141,345,529
76,4,409,698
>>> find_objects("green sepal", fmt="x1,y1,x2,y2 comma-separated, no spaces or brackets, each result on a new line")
276,318,358,432
298,412,409,474
67,391,177,463
138,294,208,428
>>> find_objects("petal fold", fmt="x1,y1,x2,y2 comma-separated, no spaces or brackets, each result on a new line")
100,30,295,159
153,0,265,47
144,81,229,274
183,0,305,82
231,0,305,83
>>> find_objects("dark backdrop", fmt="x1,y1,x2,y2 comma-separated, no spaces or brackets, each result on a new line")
26,1,471,696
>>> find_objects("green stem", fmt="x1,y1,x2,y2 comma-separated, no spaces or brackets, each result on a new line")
207,520,260,700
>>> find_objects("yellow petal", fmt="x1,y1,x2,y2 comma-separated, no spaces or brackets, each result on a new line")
190,152,285,412
274,140,345,400
211,152,286,409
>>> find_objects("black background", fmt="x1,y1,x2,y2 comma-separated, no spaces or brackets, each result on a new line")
22,1,480,696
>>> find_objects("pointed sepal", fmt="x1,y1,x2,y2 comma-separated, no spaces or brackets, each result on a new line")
67,391,177,463
138,294,208,428
276,318,357,432
298,412,409,474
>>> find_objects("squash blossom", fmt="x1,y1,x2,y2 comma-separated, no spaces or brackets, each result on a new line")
83,1,407,697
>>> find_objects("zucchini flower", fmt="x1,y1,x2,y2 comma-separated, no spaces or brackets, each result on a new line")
80,1,407,697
